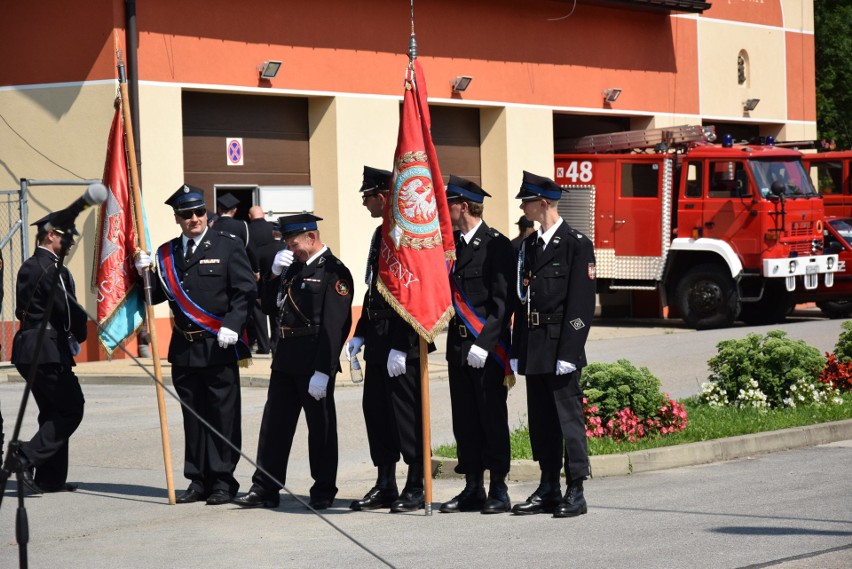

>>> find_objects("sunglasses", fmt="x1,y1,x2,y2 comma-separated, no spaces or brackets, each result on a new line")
176,207,207,220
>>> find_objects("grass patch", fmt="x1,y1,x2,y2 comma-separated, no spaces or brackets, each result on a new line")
433,393,852,459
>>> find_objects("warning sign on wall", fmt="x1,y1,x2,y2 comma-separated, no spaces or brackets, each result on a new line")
226,138,244,166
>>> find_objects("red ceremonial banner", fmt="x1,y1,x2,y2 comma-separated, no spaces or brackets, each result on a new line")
92,103,144,354
377,60,455,342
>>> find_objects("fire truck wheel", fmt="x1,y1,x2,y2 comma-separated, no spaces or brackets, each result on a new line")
817,300,852,319
675,263,740,330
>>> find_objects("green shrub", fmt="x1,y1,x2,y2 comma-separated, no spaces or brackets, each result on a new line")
834,321,852,362
582,359,666,423
702,330,825,409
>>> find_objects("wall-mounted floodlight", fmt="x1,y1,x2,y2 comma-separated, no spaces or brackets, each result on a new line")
258,60,282,79
603,88,622,103
451,76,473,93
743,98,760,112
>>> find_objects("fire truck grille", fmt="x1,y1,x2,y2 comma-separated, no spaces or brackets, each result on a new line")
786,241,813,255
788,221,814,237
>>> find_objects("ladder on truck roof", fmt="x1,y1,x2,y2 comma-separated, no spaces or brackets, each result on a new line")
560,124,714,153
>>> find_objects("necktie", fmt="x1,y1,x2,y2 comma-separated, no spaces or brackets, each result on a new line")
536,237,545,253
185,240,195,260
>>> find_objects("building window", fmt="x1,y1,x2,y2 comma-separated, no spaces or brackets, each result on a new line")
737,51,749,86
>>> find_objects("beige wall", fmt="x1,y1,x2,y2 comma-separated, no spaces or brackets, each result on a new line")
781,0,814,31
481,106,554,237
698,21,788,120
308,95,399,305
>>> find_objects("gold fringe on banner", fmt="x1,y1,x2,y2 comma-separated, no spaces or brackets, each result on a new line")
375,279,454,344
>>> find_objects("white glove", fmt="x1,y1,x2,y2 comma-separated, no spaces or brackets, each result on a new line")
134,250,152,274
217,327,239,348
467,344,488,369
556,360,577,375
308,371,329,400
271,249,295,276
387,349,407,377
344,336,364,361
510,358,519,375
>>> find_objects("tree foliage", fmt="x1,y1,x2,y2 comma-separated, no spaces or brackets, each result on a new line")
815,1,852,150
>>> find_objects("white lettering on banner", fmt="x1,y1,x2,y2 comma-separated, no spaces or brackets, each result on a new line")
381,240,421,288
96,253,132,303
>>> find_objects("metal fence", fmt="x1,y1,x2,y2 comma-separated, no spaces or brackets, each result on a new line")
0,179,100,362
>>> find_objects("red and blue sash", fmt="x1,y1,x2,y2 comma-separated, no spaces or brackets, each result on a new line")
157,241,251,355
449,266,515,387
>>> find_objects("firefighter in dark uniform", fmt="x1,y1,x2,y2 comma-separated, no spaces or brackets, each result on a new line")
212,192,250,245
234,213,353,510
9,213,88,493
345,166,429,513
440,175,516,514
510,171,597,518
134,185,256,505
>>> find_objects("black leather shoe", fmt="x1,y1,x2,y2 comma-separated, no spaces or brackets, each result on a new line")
41,483,78,493
482,474,510,514
511,488,561,515
439,486,486,513
175,488,205,504
232,489,280,508
13,449,43,495
350,486,399,511
553,481,587,518
390,489,425,513
308,498,333,510
205,489,232,505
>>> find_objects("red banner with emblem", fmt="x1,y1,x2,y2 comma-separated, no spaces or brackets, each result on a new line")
377,59,455,342
91,103,145,354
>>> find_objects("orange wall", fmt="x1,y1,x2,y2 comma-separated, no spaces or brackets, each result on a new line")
703,0,784,26
786,30,816,122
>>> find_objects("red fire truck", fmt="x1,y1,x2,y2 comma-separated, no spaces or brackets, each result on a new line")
554,125,839,329
803,151,852,217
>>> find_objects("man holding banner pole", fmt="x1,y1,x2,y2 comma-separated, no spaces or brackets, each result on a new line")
134,185,255,505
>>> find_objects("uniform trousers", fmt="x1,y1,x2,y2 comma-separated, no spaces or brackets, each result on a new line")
525,370,590,482
248,301,271,354
447,359,510,475
362,358,423,467
172,363,241,495
251,370,338,502
15,363,84,489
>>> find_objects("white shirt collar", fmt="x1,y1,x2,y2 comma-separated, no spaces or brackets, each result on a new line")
537,217,564,249
183,228,208,249
461,219,483,245
306,245,328,266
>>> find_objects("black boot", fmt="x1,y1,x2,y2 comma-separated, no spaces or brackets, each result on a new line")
481,471,511,514
511,469,561,515
390,462,424,513
553,478,587,518
439,471,486,513
350,463,399,511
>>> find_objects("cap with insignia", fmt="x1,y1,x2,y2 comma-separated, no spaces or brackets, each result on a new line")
515,171,566,201
359,166,393,194
166,184,206,211
276,213,323,239
517,215,534,229
216,192,240,211
31,212,79,235
446,175,491,204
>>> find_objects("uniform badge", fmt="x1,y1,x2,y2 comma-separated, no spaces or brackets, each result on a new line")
199,259,220,264
335,280,350,296
588,263,596,280
570,318,585,330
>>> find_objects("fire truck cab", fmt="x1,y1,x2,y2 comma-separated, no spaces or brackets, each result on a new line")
554,126,839,329
803,151,852,217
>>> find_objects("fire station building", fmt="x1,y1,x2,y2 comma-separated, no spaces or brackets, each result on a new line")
0,0,816,359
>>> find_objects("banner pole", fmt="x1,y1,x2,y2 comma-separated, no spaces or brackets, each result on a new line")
117,49,176,505
420,337,432,515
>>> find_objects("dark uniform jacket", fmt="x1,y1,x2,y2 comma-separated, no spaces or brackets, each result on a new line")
12,248,88,368
263,248,354,377
214,215,258,272
151,230,256,367
446,223,515,367
511,220,596,375
353,227,425,361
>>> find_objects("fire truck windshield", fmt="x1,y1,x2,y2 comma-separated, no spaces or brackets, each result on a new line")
749,159,817,198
